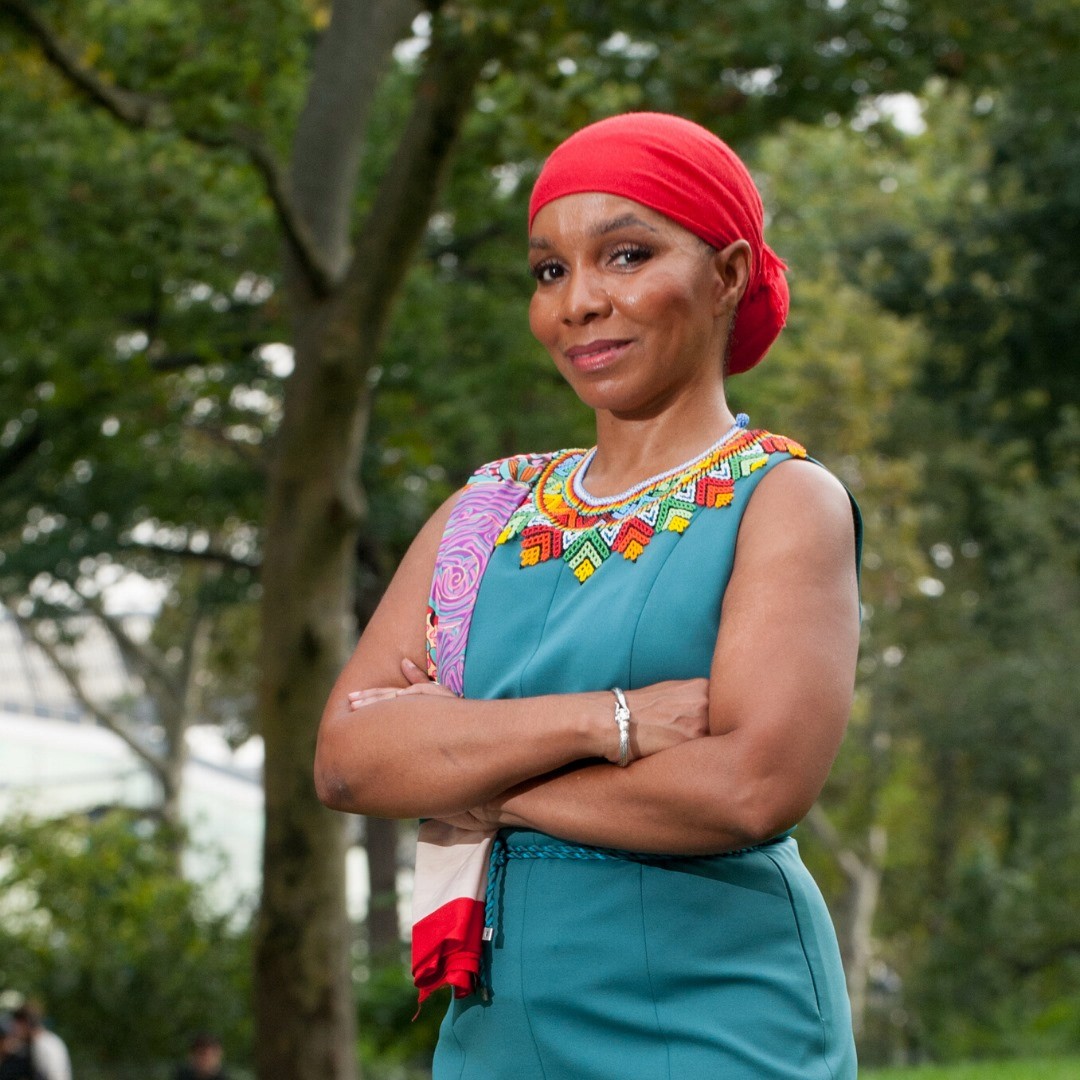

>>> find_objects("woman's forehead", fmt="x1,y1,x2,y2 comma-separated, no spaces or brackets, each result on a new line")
529,193,686,243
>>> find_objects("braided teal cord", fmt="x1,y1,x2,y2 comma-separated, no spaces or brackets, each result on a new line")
483,834,508,940
499,838,778,863
502,842,661,863
478,834,508,1000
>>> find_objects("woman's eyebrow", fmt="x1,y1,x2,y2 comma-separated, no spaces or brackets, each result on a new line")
529,214,658,251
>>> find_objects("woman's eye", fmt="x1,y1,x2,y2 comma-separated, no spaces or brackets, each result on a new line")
610,244,651,268
530,260,564,284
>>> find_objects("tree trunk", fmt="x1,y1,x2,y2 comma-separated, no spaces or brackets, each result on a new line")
254,300,369,1080
253,10,493,1078
842,825,886,1041
364,816,402,962
161,608,212,841
803,805,886,1041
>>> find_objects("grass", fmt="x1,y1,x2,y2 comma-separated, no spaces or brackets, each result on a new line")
75,1056,1080,1080
862,1057,1080,1079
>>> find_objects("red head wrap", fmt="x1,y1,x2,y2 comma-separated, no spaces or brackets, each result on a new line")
528,112,788,375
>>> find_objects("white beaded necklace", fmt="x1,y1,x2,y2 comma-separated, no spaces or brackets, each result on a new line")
570,413,750,508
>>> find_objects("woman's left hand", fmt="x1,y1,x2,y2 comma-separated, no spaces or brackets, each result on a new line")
436,805,502,831
346,656,500,830
347,657,456,711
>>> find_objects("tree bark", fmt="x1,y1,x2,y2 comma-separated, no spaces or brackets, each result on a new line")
254,9,493,1079
290,0,421,280
803,804,886,1041
364,817,402,962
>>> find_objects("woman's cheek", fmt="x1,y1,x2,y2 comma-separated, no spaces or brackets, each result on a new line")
528,291,553,345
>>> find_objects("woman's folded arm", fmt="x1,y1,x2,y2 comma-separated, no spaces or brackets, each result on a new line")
447,459,861,854
314,491,710,817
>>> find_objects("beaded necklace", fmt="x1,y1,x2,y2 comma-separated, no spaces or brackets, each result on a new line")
570,413,749,507
475,419,806,584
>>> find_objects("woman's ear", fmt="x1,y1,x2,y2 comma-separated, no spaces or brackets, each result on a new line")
711,240,753,315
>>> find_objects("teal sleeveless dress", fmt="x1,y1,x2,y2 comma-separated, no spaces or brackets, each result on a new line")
431,427,859,1080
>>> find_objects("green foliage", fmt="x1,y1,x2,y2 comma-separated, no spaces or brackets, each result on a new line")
27,0,310,140
851,4,1080,437
849,66,1080,1060
0,812,253,1069
356,963,443,1080
863,1057,1080,1080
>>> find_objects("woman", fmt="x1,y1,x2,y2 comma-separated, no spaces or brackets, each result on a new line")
316,112,861,1079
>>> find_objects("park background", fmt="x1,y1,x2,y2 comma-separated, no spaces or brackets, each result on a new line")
1,1,1078,1077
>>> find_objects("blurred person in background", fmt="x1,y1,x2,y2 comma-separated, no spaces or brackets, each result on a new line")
9,1006,66,1080
0,1014,43,1080
174,1033,229,1080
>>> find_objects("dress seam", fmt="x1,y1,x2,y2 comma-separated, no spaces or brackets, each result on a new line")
762,847,837,1080
444,996,467,1080
626,456,776,685
517,859,551,1080
516,566,568,700
626,533,685,689
637,863,674,1080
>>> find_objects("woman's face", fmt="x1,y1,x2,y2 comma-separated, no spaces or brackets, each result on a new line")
528,193,747,417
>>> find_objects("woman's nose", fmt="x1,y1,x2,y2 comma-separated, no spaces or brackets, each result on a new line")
560,267,612,325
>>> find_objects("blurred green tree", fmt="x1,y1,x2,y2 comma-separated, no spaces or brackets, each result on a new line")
0,812,252,1070
846,7,1080,1054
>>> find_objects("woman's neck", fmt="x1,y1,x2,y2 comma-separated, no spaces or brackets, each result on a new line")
585,383,738,498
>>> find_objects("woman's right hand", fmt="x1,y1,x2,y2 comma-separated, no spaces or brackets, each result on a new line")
600,678,711,764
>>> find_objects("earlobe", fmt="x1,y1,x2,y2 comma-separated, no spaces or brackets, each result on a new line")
713,240,753,314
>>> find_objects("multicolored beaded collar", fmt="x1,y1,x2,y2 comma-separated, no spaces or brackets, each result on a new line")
470,419,806,584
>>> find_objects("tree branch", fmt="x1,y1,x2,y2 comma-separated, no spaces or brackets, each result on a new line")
80,595,182,713
116,538,261,572
10,610,168,780
0,0,165,126
289,0,422,281
803,802,875,883
0,0,337,294
340,11,496,346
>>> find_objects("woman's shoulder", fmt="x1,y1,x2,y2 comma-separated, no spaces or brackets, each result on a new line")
740,428,851,512
734,428,808,465
740,436,862,574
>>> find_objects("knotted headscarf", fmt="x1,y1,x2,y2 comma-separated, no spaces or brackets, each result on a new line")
528,112,788,375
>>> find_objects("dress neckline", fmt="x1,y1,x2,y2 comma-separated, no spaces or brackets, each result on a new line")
490,426,807,583
567,413,750,511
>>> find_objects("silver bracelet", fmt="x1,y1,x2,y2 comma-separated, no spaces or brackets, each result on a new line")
611,687,631,767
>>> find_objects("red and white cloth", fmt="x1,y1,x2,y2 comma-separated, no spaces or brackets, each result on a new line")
411,476,531,1003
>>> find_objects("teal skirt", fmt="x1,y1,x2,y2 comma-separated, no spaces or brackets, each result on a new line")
433,829,856,1079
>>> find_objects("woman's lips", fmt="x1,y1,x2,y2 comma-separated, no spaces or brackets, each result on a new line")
563,339,633,372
